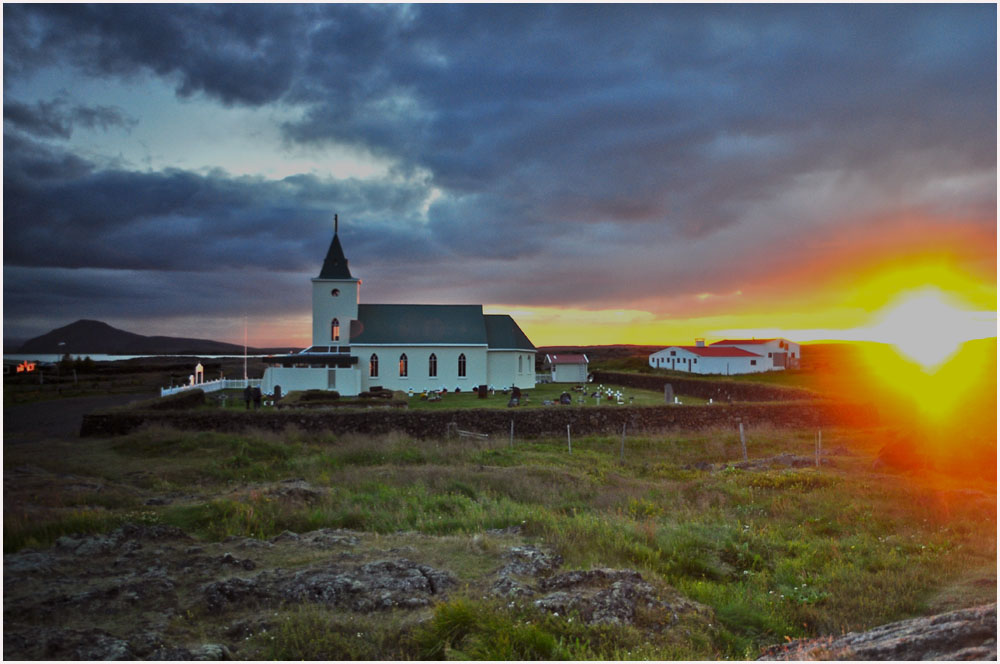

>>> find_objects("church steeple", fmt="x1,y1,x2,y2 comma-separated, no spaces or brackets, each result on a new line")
318,214,353,279
311,214,359,347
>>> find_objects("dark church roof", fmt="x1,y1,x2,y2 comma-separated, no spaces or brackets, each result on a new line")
484,314,536,350
318,233,354,279
349,305,535,350
351,304,489,345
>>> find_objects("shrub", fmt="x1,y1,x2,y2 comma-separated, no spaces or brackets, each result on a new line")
299,390,341,402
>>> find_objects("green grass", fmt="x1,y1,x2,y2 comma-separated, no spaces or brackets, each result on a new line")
5,424,995,659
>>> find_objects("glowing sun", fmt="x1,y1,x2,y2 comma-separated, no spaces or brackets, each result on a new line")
865,289,987,370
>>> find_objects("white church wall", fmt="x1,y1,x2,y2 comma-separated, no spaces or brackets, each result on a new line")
261,366,361,396
357,346,490,392
487,350,536,390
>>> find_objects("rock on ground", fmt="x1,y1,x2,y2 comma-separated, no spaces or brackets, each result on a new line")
489,546,711,632
758,603,997,661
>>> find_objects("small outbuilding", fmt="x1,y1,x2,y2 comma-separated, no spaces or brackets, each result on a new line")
544,353,589,383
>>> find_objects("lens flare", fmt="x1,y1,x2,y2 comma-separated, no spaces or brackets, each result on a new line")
864,289,990,370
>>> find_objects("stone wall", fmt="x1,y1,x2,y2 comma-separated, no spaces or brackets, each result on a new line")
590,371,817,402
81,400,876,439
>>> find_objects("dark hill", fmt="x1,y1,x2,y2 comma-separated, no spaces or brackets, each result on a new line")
17,320,261,355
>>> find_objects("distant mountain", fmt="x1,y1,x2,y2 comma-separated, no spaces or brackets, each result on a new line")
16,320,270,355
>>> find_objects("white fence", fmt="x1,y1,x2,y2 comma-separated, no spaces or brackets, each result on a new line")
160,378,261,398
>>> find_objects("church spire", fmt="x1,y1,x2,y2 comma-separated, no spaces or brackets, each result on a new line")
318,214,353,279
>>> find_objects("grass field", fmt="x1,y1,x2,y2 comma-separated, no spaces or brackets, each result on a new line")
5,423,995,659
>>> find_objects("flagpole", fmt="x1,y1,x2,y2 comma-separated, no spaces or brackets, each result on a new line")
243,315,248,382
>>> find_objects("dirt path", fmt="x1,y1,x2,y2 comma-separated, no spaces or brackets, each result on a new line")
3,393,156,444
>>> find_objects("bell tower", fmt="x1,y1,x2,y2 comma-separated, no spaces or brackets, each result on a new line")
311,214,360,347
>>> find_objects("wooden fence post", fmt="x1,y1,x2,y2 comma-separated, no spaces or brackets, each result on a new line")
739,421,747,461
510,420,514,449
567,424,572,454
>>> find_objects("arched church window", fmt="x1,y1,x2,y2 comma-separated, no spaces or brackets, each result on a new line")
399,353,408,377
518,355,523,373
369,354,379,378
458,353,466,377
428,353,437,377
331,318,340,342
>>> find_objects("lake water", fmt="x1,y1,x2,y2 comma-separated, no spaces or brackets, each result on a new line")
4,354,272,363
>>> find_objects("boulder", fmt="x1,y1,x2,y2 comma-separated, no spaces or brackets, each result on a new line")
758,603,997,660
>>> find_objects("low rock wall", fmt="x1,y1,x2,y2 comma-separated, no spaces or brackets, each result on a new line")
590,371,817,402
80,400,876,439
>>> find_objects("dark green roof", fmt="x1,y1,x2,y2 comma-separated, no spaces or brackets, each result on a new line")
351,304,489,345
318,233,353,279
485,314,535,350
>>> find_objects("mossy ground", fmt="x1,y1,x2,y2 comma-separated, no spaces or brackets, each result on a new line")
4,423,995,659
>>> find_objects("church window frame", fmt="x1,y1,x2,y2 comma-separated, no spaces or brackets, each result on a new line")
369,354,379,378
428,353,438,377
458,353,466,377
399,353,408,377
518,355,523,373
331,318,340,342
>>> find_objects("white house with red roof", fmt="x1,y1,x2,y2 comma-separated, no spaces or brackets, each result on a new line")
710,338,800,370
648,338,799,375
543,353,589,383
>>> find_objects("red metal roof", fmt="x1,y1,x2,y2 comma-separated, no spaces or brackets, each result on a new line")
668,346,762,357
545,353,589,364
710,339,776,346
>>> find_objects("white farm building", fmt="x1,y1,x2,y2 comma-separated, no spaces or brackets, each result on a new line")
648,338,800,375
261,224,536,396
543,353,589,383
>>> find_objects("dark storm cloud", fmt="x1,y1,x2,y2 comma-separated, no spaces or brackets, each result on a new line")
4,98,137,139
3,134,440,273
6,5,994,235
2,4,995,341
3,3,304,105
3,266,307,322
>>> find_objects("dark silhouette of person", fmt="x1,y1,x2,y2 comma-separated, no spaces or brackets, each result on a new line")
243,385,252,410
252,386,262,409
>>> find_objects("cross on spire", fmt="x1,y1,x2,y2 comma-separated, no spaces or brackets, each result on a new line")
334,213,338,235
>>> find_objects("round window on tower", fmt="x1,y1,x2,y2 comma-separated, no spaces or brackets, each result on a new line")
331,289,340,296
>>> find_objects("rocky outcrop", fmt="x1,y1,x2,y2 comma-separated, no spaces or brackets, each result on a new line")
758,603,997,660
4,522,444,660
488,545,711,631
203,558,457,612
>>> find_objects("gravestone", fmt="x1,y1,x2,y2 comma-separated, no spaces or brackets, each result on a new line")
559,392,572,405
663,384,674,403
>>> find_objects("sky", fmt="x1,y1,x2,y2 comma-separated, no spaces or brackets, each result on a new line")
3,4,996,349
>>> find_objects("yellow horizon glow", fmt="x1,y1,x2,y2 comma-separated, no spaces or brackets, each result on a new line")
240,256,996,351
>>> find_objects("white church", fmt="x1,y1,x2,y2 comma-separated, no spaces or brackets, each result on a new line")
261,221,536,396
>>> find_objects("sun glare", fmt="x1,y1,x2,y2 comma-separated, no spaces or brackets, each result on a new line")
864,288,990,370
